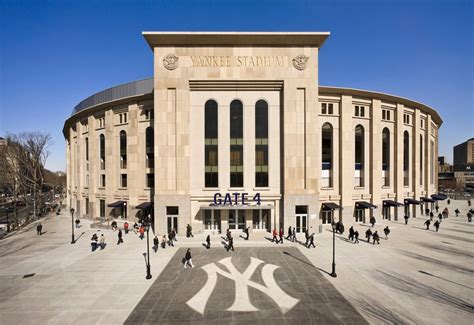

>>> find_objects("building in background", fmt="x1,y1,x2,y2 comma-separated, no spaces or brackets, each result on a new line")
453,138,474,191
437,156,455,191
63,32,443,234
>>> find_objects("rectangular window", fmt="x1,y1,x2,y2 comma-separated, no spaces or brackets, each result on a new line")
387,111,390,120
121,174,127,188
85,198,89,215
166,206,179,215
146,173,154,187
295,205,308,214
360,106,365,117
85,138,89,161
321,103,327,114
355,106,359,116
85,174,89,187
100,200,105,218
328,103,333,115
382,110,386,120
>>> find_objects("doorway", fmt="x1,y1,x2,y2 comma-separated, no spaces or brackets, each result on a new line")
321,210,333,224
354,209,364,222
204,210,221,232
229,209,245,230
166,206,179,234
252,209,270,231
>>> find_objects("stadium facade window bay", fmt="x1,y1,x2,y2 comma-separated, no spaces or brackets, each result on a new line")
63,32,442,234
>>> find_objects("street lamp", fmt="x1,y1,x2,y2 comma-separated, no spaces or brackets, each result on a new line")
144,214,152,280
330,221,337,278
70,208,75,244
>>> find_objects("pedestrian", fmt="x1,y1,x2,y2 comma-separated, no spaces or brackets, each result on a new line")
467,212,472,222
36,223,42,235
438,213,443,222
186,224,193,238
468,199,471,207
75,218,81,228
91,234,98,251
429,211,434,221
447,199,451,205
161,235,167,248
455,208,460,217
139,226,145,240
365,228,372,243
243,227,250,240
307,233,316,248
226,228,231,241
404,215,409,225
434,220,440,232
372,231,380,245
291,226,297,242
183,248,194,269
335,221,341,233
272,228,278,244
383,226,390,239
348,226,354,241
117,229,123,245
425,208,430,216
424,219,431,230
304,228,310,246
370,216,376,227
153,236,159,252
286,226,292,240
206,234,211,249
111,220,117,231
339,223,345,235
435,205,439,213
354,230,359,244
99,234,106,249
172,228,177,242
279,228,284,244
124,221,129,234
227,235,235,251
168,230,174,247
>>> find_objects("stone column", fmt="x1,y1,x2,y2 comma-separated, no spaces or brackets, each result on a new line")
413,110,421,218
370,99,382,216
395,104,404,219
340,95,353,222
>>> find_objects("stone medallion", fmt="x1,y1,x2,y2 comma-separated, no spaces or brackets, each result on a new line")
163,54,179,70
292,54,309,70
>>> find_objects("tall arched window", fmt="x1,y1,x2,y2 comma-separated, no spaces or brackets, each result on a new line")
321,123,333,188
354,125,364,187
120,131,127,169
404,131,410,186
145,127,154,169
420,135,423,185
382,128,390,186
99,134,105,170
205,100,218,187
255,100,268,187
230,100,243,187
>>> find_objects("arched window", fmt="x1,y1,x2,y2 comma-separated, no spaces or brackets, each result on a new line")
230,100,243,187
420,135,423,185
354,125,364,187
99,134,105,170
321,123,333,188
205,100,218,187
145,127,154,169
382,128,390,186
255,100,268,187
120,131,127,169
404,131,409,186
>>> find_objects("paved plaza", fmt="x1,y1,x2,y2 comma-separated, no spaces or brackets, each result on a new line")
0,200,473,324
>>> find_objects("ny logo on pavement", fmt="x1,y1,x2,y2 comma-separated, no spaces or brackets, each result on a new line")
186,257,299,314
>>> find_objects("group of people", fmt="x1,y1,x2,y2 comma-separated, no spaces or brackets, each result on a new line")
90,233,106,251
271,228,285,244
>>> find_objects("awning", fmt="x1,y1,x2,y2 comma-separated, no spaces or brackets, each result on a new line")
322,202,342,210
383,200,404,207
135,202,152,210
107,201,126,208
201,204,274,210
404,198,421,205
420,197,435,203
431,194,447,201
355,201,377,209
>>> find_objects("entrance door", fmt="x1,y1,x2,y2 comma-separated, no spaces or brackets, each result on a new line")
253,209,270,231
383,207,390,220
354,209,364,222
167,216,178,234
204,210,221,232
229,210,245,230
295,214,308,233
321,210,333,224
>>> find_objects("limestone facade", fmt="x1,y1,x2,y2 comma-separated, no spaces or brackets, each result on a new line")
63,32,442,235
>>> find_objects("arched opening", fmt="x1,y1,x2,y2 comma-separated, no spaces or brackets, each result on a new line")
354,125,364,187
255,100,268,187
404,131,409,186
205,100,218,188
382,128,390,186
230,100,243,187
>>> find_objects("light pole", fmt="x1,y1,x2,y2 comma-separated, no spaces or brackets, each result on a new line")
330,221,337,278
144,214,152,280
70,208,75,244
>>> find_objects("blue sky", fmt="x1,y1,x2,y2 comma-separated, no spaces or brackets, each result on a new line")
0,0,472,171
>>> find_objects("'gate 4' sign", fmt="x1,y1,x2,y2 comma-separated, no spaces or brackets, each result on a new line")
213,192,261,206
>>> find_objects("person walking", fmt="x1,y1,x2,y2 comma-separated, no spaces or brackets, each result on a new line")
286,226,292,240
272,228,278,243
372,231,380,245
75,218,81,228
467,211,472,222
304,228,310,246
153,236,159,252
365,228,372,243
354,230,360,244
438,213,443,222
139,226,145,240
434,220,440,232
291,226,297,242
370,216,376,228
447,199,451,205
468,199,471,207
226,228,231,242
243,227,250,240
424,219,431,230
279,228,284,244
425,208,430,216
206,234,211,249
348,226,354,241
404,215,409,225
383,226,390,239
307,233,316,248
186,224,193,238
36,223,43,235
124,221,129,234
183,248,194,269
161,235,167,248
435,205,439,213
91,234,98,251
171,228,177,242
455,208,460,217
117,229,123,245
429,211,434,221
99,234,106,249
168,230,174,247
227,235,235,251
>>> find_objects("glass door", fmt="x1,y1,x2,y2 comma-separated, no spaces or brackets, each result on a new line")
321,210,333,224
252,209,270,231
354,209,364,222
204,210,221,232
229,209,245,230
383,207,390,220
295,214,307,233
